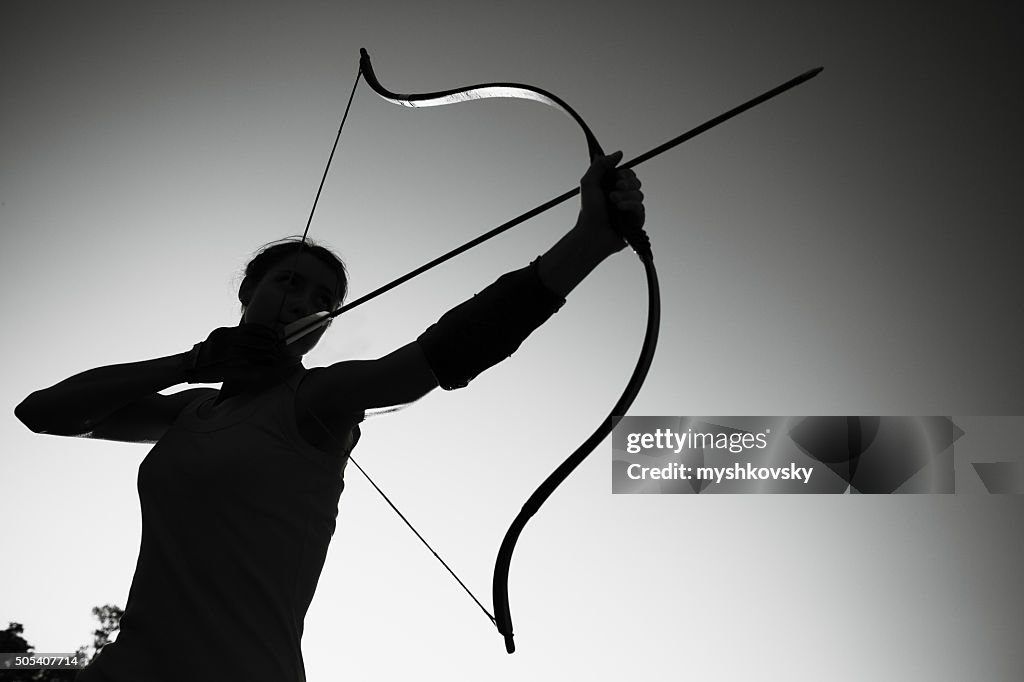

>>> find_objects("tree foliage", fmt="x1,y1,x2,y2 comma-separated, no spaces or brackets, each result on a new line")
0,605,122,681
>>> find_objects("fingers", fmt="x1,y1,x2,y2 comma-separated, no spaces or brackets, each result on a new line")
578,151,647,245
233,325,283,354
613,169,641,191
239,328,287,366
606,159,646,237
600,149,624,170
214,324,285,365
236,323,282,345
610,185,644,204
583,152,641,190
607,163,644,217
581,150,622,186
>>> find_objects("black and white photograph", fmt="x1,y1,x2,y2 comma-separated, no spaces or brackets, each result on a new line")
3,1,1022,680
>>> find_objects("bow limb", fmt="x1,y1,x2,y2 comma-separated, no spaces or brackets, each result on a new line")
359,48,604,161
492,257,660,652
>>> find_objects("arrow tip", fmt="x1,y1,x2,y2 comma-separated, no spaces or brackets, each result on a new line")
786,66,824,88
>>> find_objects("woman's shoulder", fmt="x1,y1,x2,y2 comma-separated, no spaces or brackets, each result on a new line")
294,365,364,414
292,366,364,454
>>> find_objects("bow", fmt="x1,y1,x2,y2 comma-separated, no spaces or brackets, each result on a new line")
284,49,822,652
359,48,661,654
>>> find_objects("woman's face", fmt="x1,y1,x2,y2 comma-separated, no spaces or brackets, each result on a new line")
243,252,342,358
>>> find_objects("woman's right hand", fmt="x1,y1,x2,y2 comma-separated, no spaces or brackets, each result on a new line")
185,324,286,384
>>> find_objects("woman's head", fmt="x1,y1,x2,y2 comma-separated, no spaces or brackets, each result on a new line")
238,238,348,355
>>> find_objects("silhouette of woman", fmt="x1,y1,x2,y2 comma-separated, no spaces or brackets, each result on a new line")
17,152,643,682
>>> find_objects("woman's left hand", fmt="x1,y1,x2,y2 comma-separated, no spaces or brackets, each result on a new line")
577,151,646,255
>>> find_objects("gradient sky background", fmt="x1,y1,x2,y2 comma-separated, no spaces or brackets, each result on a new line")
2,1,1022,679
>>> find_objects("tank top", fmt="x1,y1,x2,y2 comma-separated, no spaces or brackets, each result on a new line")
86,369,361,682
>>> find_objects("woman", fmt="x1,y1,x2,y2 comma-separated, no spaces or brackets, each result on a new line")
16,152,644,681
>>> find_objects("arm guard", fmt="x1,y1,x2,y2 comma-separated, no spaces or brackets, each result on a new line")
417,259,566,390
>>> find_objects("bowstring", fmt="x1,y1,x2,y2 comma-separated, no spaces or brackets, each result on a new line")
274,61,496,627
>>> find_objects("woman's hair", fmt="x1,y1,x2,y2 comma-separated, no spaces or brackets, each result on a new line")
238,238,348,312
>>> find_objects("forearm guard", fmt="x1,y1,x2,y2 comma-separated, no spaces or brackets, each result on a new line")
417,260,566,390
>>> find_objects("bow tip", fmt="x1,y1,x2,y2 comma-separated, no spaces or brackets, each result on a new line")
504,634,516,654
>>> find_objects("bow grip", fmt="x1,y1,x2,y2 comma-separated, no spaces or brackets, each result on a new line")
596,155,652,261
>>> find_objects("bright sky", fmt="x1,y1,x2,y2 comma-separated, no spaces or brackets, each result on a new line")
2,1,1022,679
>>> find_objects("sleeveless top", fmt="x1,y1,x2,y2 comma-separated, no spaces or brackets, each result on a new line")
86,369,361,682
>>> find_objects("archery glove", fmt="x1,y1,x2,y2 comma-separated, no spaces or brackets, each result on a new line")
184,324,286,384
416,259,565,390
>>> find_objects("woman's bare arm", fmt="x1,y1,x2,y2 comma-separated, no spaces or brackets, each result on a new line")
15,352,196,438
297,342,439,418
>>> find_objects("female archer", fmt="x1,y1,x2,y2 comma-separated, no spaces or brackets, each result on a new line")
16,151,644,682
